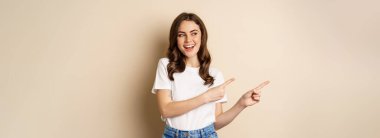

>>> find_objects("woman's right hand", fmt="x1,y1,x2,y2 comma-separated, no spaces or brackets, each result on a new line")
202,78,235,103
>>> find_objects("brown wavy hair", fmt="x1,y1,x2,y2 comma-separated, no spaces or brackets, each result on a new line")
167,12,214,86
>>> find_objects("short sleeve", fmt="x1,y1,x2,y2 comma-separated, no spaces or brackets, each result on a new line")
151,58,172,94
212,70,228,103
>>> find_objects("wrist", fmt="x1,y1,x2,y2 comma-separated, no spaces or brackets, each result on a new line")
233,101,247,112
237,99,248,109
200,93,210,104
237,102,247,110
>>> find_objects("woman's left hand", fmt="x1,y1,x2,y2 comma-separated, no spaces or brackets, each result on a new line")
238,80,270,107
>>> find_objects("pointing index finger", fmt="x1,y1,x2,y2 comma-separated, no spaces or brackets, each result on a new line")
222,78,235,87
254,80,270,90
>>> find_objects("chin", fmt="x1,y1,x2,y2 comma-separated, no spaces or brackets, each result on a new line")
184,53,197,58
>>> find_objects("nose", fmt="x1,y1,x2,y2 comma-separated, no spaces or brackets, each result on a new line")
185,35,191,43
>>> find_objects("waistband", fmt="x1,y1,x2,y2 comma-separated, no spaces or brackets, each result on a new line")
164,123,215,137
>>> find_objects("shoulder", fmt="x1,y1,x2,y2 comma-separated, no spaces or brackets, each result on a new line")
158,57,169,66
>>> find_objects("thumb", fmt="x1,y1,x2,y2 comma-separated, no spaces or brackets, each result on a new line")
222,78,235,88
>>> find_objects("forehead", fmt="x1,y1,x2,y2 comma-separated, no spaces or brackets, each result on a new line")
178,20,200,32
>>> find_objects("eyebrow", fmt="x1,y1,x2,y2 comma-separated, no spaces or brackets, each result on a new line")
178,29,199,33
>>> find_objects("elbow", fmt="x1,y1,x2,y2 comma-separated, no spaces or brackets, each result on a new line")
214,121,222,131
158,103,182,118
159,108,172,118
214,117,224,130
158,104,169,118
161,113,170,118
160,109,180,118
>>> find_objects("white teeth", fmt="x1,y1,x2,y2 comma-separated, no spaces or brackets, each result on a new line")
184,45,194,48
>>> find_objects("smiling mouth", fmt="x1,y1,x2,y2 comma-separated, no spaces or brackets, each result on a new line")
184,45,195,50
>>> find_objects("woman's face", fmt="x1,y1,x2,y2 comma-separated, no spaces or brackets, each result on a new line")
177,20,201,59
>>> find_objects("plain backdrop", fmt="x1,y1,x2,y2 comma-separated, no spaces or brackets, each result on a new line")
1,0,379,138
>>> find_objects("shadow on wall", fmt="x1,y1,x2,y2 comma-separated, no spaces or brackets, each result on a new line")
136,24,168,137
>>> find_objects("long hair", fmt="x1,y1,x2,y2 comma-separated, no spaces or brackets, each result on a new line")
167,12,214,86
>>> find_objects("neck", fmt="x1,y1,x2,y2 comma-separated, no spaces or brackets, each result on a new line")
185,56,200,68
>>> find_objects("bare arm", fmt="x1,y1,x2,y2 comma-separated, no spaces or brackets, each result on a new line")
214,80,270,130
156,89,207,118
156,78,235,118
214,102,246,130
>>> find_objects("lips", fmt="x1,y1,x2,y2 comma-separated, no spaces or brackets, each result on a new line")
183,45,195,51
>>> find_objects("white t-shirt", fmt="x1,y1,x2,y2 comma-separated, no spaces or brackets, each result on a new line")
151,58,227,130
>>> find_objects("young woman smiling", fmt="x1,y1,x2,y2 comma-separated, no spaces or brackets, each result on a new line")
152,12,270,138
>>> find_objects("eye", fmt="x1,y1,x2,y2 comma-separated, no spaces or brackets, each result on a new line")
191,32,198,36
178,33,185,37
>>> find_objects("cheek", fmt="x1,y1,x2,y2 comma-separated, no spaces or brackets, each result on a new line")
194,36,201,44
177,37,184,45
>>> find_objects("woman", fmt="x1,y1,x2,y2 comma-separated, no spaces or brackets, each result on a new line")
152,12,270,138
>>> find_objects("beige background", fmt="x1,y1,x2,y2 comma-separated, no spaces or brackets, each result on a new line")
1,0,379,138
